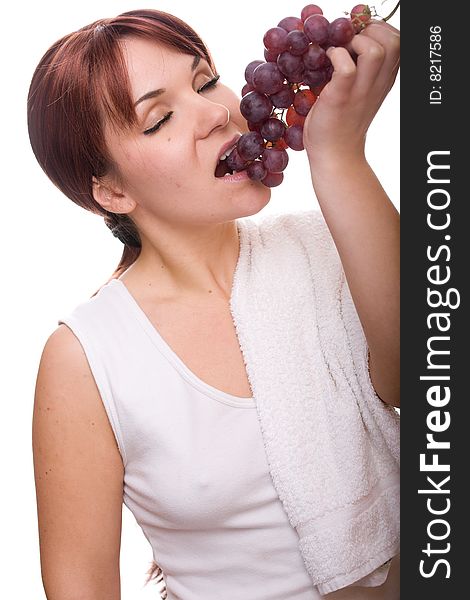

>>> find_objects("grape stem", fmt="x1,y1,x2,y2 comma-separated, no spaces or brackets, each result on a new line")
381,0,400,22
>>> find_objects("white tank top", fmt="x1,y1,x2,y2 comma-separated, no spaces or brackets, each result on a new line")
58,276,321,599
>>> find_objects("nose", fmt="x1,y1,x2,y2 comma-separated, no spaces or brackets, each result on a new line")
193,95,230,139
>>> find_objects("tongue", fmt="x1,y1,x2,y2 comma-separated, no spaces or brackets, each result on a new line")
215,158,233,178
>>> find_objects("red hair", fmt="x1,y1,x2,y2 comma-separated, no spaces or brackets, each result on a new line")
27,9,217,593
27,9,216,284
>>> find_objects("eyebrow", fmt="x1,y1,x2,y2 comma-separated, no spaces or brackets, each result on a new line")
134,55,202,108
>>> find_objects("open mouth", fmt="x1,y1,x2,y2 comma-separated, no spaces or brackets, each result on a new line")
215,156,235,178
214,139,241,178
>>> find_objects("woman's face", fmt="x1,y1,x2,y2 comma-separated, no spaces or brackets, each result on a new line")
102,36,271,229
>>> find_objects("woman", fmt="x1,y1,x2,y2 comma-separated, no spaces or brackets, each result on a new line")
29,8,400,599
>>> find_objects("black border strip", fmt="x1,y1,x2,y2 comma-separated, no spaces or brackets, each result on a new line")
401,2,466,597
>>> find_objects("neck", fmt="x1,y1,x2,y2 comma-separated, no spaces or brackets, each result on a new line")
119,219,240,303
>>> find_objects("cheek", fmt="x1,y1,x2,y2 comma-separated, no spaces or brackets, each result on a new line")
121,139,182,186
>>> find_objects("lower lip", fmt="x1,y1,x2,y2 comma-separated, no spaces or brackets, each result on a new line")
216,169,251,183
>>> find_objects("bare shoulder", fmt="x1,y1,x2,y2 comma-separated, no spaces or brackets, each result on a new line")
33,324,123,595
34,322,124,465
38,322,90,382
40,321,92,370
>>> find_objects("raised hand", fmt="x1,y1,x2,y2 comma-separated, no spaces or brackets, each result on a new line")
303,20,400,162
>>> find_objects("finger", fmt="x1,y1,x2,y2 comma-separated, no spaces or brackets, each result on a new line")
324,46,357,100
365,19,400,38
347,33,386,96
359,21,401,78
345,20,400,53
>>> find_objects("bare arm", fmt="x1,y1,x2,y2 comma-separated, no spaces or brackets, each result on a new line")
33,325,124,599
303,21,400,407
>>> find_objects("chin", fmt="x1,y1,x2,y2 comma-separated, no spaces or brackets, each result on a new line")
233,182,272,218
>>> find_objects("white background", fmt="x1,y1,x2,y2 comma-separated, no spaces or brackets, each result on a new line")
0,1,399,597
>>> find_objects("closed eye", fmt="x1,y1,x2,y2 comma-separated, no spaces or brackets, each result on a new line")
198,74,220,93
143,74,221,135
143,111,174,136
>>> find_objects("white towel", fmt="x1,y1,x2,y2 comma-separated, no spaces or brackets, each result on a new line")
229,209,400,595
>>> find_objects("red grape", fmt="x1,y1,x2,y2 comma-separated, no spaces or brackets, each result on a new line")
237,3,380,188
286,67,306,84
260,117,287,142
328,18,355,45
264,47,280,62
252,62,285,95
350,4,372,32
226,148,250,172
286,30,310,56
301,4,323,22
286,106,306,127
248,121,262,133
262,171,284,187
303,15,330,45
277,51,304,80
284,124,305,151
270,84,296,108
263,27,289,53
262,147,289,173
241,83,254,96
293,89,317,116
274,137,289,150
244,60,264,86
278,16,304,33
303,68,329,87
303,43,328,70
237,131,265,161
240,91,273,123
247,160,268,181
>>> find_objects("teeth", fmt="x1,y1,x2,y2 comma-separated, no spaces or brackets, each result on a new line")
219,142,238,162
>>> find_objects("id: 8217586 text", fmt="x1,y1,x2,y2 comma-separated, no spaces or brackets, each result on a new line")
429,25,442,105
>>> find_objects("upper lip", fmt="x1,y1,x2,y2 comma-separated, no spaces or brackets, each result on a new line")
216,133,242,166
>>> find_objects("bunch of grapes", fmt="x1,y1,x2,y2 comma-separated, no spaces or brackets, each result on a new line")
220,4,373,188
